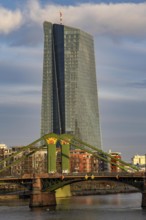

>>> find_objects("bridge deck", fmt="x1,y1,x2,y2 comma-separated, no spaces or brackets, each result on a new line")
0,172,145,181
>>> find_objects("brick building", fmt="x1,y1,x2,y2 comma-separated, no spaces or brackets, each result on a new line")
70,149,98,173
109,151,122,172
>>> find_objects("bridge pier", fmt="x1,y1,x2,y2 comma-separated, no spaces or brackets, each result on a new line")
142,192,146,208
142,183,146,208
61,140,70,173
29,177,56,208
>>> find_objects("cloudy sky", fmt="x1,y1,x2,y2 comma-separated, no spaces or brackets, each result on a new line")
0,0,146,162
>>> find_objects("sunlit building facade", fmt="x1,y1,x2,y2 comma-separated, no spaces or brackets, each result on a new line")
41,21,101,148
132,155,146,166
109,151,122,172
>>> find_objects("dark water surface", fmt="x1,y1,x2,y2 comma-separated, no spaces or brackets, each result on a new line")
0,193,146,220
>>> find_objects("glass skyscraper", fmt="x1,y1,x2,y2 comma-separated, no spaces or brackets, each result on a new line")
41,21,101,148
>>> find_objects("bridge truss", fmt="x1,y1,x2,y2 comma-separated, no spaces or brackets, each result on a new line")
0,133,146,208
0,133,139,175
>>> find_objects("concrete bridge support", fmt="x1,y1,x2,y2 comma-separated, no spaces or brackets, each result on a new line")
61,140,70,173
142,183,146,208
142,192,146,208
29,177,56,208
46,137,58,173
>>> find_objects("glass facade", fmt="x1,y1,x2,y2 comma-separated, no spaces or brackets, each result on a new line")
41,21,101,148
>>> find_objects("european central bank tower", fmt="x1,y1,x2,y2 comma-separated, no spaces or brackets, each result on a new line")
41,21,101,148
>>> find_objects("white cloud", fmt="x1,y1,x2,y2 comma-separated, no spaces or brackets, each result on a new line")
26,0,146,38
99,88,146,102
0,6,23,34
0,85,41,105
1,0,146,38
26,0,63,24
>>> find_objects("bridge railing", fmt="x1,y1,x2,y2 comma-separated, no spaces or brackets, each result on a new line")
51,171,145,178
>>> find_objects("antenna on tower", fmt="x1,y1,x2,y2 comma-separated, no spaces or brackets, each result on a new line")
60,11,63,24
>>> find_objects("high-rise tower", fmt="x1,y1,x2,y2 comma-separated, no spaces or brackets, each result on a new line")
41,21,101,148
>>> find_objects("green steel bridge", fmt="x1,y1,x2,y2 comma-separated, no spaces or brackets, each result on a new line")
0,133,146,208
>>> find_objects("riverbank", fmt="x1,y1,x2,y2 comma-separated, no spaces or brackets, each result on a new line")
0,194,19,200
71,180,139,196
71,188,139,196
0,180,139,199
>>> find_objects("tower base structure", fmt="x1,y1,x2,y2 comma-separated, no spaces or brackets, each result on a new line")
142,184,146,208
29,177,56,208
141,190,146,209
29,191,56,208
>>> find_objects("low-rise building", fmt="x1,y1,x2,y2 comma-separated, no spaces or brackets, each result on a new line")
132,155,146,166
109,150,122,172
131,155,146,172
0,144,11,176
70,149,99,173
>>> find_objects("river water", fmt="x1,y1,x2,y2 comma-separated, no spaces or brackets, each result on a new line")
0,193,146,220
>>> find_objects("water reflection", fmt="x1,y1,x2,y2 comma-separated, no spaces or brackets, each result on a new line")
57,192,142,210
30,205,56,212
0,193,145,220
